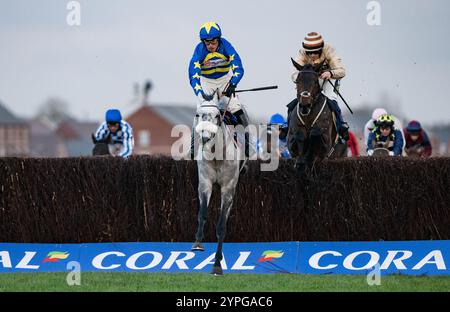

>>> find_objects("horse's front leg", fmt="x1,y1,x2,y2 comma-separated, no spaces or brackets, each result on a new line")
305,126,323,167
212,178,237,275
292,130,307,174
192,180,213,251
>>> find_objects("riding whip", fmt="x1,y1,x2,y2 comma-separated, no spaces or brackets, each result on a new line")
327,80,353,114
234,85,278,93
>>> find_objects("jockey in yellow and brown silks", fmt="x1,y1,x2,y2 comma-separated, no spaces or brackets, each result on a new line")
284,32,350,141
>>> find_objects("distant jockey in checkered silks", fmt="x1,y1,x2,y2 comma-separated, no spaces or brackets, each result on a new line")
94,109,134,157
188,21,250,160
284,32,350,141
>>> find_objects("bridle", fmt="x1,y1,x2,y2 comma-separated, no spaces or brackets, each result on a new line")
295,70,322,116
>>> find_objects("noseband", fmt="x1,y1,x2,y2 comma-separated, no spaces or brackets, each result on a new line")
295,70,322,116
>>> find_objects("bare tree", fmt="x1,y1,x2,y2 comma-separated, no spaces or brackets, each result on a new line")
36,97,73,126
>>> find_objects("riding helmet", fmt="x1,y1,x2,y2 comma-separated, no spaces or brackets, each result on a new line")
372,108,387,121
199,21,222,40
376,114,395,128
105,109,122,123
269,113,286,125
406,120,422,133
302,32,324,52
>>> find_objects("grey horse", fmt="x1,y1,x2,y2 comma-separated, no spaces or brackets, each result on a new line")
191,101,244,276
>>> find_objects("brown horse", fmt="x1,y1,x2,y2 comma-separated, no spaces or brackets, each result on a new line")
288,60,343,173
91,133,111,156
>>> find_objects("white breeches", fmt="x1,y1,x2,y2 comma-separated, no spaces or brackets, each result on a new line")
319,78,339,101
200,74,242,113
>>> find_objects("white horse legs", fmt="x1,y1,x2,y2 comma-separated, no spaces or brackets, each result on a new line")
192,183,212,251
211,187,235,275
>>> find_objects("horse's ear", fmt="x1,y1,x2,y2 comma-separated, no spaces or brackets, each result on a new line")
291,58,304,71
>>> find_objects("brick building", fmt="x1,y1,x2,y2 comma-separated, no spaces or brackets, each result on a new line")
0,101,29,156
126,104,195,155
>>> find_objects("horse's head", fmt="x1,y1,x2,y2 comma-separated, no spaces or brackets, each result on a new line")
195,104,222,146
291,59,322,116
92,133,111,156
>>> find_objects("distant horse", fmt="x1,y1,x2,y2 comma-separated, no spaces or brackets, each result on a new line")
288,60,343,173
369,139,394,157
191,100,244,276
405,145,425,158
91,133,111,156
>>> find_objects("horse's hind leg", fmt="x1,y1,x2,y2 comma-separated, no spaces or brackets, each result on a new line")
212,184,236,275
192,181,213,251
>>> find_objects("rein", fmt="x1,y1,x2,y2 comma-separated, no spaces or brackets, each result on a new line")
296,96,327,129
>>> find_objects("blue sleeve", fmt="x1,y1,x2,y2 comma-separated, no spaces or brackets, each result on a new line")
119,123,134,157
95,122,109,141
367,132,375,150
222,38,244,86
188,43,205,96
393,129,404,156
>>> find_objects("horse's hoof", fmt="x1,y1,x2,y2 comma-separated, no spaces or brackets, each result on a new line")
211,265,223,276
191,242,204,251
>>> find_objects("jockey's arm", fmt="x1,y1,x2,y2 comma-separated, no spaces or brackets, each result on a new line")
422,132,433,156
393,129,404,156
325,46,346,79
367,132,376,151
188,43,205,97
118,124,134,158
220,38,244,87
94,122,109,142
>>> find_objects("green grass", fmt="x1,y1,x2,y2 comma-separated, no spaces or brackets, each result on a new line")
0,272,449,292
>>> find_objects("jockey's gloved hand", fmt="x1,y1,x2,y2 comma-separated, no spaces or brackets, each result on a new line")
367,149,374,156
202,93,214,101
388,151,395,156
223,83,236,97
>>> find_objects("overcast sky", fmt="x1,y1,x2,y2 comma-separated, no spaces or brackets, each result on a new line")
1,0,450,126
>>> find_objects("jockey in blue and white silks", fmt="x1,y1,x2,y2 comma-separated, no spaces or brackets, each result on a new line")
94,109,134,158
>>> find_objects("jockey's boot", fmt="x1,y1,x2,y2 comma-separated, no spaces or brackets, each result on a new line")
281,98,298,139
234,109,250,157
190,116,199,160
327,99,349,141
